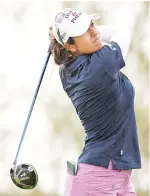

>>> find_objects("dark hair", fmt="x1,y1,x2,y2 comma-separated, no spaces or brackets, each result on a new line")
50,37,75,65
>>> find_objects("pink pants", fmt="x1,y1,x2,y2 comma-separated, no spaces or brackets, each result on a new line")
64,160,136,196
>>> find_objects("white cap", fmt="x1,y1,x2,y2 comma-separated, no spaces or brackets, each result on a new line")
53,8,101,45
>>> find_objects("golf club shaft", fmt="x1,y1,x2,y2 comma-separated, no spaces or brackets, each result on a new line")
13,49,51,165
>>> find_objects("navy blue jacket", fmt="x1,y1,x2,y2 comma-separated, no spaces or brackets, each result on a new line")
59,42,141,170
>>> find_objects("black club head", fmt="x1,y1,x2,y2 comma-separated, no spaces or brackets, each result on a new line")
10,163,38,189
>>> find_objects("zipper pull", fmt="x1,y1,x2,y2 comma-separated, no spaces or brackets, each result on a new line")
121,150,123,156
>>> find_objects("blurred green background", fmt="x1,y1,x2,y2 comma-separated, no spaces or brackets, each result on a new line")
0,1,149,196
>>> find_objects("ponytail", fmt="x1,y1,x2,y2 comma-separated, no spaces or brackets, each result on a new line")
50,38,75,65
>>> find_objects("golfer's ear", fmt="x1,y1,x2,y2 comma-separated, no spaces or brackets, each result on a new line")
64,43,76,53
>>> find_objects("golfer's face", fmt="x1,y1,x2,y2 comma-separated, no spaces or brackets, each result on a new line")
73,21,103,55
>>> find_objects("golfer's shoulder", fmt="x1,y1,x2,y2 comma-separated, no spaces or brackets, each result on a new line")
93,42,121,61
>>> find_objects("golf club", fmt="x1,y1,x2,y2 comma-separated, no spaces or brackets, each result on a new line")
10,46,52,189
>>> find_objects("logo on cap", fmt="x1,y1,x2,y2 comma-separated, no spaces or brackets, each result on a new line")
72,12,77,16
61,32,67,40
71,12,82,23
55,12,65,23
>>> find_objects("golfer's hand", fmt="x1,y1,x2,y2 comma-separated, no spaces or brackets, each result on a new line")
49,25,55,41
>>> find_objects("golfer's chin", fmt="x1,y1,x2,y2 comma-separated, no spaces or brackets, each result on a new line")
92,43,103,52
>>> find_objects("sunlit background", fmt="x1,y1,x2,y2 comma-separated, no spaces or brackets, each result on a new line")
0,1,149,196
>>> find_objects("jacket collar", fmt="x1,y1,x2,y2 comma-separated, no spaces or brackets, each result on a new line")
64,54,90,73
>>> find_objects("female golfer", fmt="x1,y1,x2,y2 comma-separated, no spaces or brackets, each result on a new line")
49,8,141,196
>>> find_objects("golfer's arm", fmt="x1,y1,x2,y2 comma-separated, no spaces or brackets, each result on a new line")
97,25,131,60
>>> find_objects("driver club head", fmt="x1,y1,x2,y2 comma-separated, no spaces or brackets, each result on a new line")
10,163,38,189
